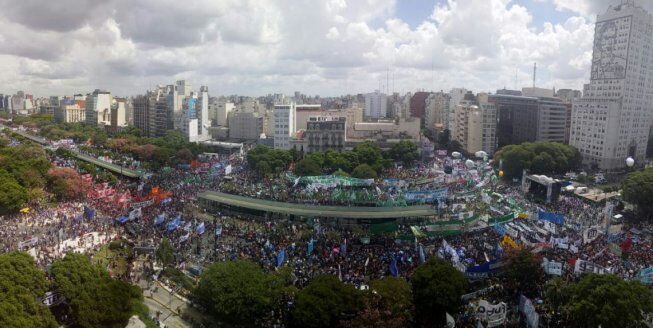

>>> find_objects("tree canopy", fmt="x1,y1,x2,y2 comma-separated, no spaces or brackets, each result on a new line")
193,260,287,327
290,275,363,328
0,252,57,328
50,253,147,328
501,248,545,298
293,157,322,176
410,259,467,327
155,238,175,268
388,140,420,165
352,164,378,179
493,141,581,180
622,168,653,219
557,274,653,328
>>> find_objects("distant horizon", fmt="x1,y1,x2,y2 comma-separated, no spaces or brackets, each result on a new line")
1,0,652,97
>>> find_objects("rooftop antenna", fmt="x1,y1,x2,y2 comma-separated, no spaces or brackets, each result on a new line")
533,62,537,88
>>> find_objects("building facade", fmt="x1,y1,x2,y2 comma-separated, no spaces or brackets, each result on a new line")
570,2,653,169
364,90,387,119
273,103,296,149
304,116,346,153
228,111,263,141
84,90,112,127
453,94,497,155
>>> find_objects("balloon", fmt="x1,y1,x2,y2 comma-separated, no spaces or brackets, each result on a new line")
465,159,474,169
499,170,504,177
626,157,634,167
452,152,462,159
475,151,487,159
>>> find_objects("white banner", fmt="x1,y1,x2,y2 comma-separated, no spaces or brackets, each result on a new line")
18,237,38,249
519,295,539,328
574,260,606,275
476,300,507,327
543,220,557,234
570,244,579,253
506,226,519,238
542,259,563,276
130,200,154,208
128,208,142,221
583,226,601,244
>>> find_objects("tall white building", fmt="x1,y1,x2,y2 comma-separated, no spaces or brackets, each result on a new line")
425,92,450,131
85,90,112,126
364,90,387,119
448,88,468,134
273,102,296,149
197,86,210,140
210,100,234,127
570,1,653,170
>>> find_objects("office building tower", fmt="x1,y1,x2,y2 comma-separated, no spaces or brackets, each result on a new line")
364,90,387,119
570,1,653,169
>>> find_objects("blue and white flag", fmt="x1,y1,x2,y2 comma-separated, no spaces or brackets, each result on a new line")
389,256,399,277
340,239,347,257
307,239,314,256
215,225,223,236
154,214,165,225
196,222,205,235
276,249,285,267
419,245,426,264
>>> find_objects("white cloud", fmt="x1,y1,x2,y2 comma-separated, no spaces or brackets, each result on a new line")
0,0,633,97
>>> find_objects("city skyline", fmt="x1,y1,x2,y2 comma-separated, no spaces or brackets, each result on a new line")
1,0,653,97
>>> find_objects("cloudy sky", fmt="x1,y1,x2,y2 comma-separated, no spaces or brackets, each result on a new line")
1,0,652,97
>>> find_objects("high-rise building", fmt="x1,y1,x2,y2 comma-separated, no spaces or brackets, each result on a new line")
570,1,653,169
410,91,430,121
489,91,567,148
228,111,263,141
273,102,296,149
210,100,235,127
448,88,468,134
453,93,497,155
197,86,210,140
85,90,112,126
425,92,450,132
364,90,387,119
133,95,149,136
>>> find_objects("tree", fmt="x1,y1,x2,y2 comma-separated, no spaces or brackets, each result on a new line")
194,260,284,327
410,259,467,327
501,248,545,298
332,169,350,177
438,129,451,146
352,164,377,179
494,142,581,180
176,148,194,163
0,252,58,328
0,175,29,214
622,168,653,219
352,142,386,171
291,275,362,328
342,277,413,327
559,274,653,328
389,140,420,165
155,238,175,268
50,253,146,328
47,167,87,201
293,158,322,176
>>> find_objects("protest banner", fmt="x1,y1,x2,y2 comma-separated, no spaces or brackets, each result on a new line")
476,300,507,327
574,260,606,275
18,237,38,249
639,266,653,285
538,211,565,225
583,226,601,244
542,259,563,275
519,295,539,328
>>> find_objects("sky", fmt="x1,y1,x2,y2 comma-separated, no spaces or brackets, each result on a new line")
1,0,653,98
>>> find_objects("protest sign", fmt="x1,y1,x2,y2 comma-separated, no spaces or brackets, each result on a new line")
476,300,507,327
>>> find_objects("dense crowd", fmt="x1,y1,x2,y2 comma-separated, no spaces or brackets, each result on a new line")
2,132,653,328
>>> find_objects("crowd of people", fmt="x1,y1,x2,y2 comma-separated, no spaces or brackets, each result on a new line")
2,127,653,327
